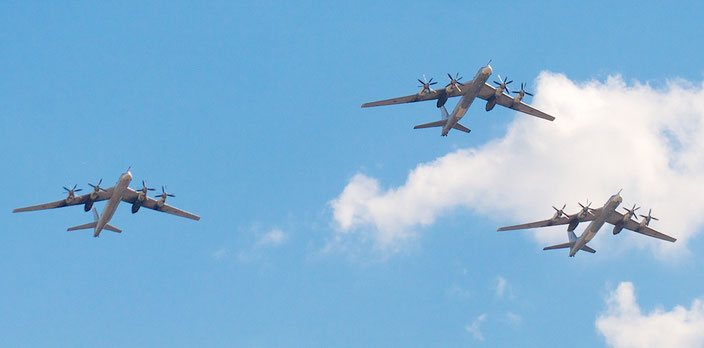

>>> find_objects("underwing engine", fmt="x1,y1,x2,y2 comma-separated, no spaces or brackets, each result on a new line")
613,224,624,235
131,201,141,214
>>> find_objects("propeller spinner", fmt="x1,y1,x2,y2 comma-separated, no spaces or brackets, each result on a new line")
138,180,156,194
417,75,437,94
155,186,175,200
623,204,640,220
493,75,513,94
88,178,104,192
577,200,593,216
446,72,463,93
63,184,82,196
552,203,567,218
511,82,534,97
639,209,659,226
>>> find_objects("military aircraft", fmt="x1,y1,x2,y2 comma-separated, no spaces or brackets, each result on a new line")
12,168,200,237
361,61,555,136
496,191,675,257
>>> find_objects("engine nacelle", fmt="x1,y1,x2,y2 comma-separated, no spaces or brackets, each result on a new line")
485,97,496,111
84,200,94,212
613,225,624,235
131,202,141,214
436,94,448,108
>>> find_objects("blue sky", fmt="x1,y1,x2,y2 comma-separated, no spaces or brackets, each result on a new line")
3,1,704,347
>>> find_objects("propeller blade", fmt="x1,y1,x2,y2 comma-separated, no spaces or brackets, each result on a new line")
429,81,437,85
525,92,534,96
75,188,82,192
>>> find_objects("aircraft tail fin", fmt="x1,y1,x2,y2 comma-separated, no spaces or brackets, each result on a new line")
581,245,596,253
543,241,596,254
543,242,573,251
67,208,122,234
440,105,450,120
67,222,97,231
413,120,446,129
103,224,122,233
452,123,471,133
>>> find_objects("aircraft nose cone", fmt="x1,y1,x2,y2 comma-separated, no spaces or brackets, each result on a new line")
484,65,493,75
615,195,623,203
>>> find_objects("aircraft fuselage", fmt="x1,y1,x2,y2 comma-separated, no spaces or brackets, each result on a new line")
441,64,493,136
569,193,623,256
94,171,132,237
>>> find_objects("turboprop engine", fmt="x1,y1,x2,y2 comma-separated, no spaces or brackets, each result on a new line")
132,180,155,214
486,75,512,111
417,75,437,95
84,178,104,211
63,184,82,203
154,186,175,209
612,225,624,235
437,73,463,108
613,204,640,235
510,82,533,105
639,209,659,227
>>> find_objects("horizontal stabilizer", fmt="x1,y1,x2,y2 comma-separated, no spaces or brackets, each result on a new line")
413,120,446,129
67,222,97,231
103,224,122,233
581,245,596,253
452,123,471,133
543,242,573,251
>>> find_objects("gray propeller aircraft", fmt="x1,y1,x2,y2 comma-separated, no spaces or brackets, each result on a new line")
497,191,676,257
12,168,200,237
361,61,555,136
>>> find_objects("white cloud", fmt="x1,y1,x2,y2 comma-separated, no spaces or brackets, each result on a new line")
465,313,487,341
256,228,287,247
505,312,521,326
495,276,508,298
596,282,704,348
330,73,704,256
212,248,229,260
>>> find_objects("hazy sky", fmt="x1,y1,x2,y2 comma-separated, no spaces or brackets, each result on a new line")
3,1,704,347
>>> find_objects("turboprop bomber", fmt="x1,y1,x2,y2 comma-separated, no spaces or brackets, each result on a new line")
361,61,555,136
496,191,675,257
12,168,200,237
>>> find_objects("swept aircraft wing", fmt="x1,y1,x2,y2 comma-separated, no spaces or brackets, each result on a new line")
361,89,460,108
605,211,676,242
477,83,555,121
361,82,554,121
120,188,200,221
12,188,114,213
497,214,595,231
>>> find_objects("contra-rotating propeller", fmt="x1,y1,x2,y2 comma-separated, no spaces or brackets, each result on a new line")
493,75,513,93
577,199,593,216
552,203,567,218
639,209,659,225
63,184,82,195
417,75,437,93
88,178,104,192
446,72,464,93
138,180,156,193
155,186,175,199
623,204,640,219
511,83,534,97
